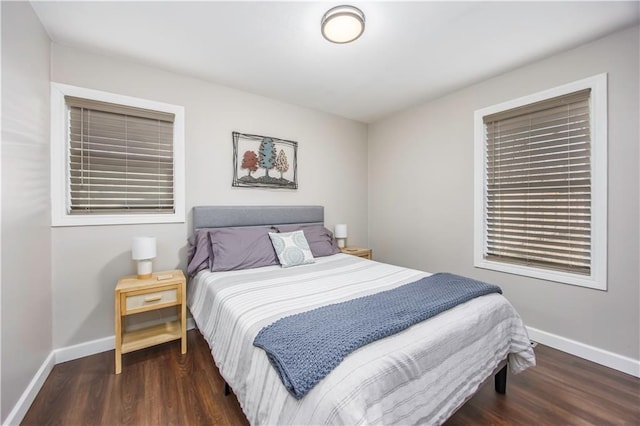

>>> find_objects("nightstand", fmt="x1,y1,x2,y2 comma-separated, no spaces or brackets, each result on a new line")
114,269,186,374
341,247,372,260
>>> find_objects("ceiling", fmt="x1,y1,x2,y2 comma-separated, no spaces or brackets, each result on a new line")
31,1,639,123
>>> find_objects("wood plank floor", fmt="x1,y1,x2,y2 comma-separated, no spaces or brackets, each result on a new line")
22,330,640,425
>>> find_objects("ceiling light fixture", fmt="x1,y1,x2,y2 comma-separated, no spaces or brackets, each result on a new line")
321,5,365,44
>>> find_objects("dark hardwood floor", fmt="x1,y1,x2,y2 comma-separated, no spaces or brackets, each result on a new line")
22,330,640,425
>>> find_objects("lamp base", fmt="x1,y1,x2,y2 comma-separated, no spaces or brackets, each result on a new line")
337,238,346,248
137,259,153,280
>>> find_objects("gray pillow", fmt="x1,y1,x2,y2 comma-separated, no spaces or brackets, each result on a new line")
209,226,279,272
276,224,341,257
187,229,214,276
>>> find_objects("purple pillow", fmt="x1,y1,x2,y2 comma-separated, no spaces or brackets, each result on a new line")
276,224,341,257
209,227,279,272
187,229,214,276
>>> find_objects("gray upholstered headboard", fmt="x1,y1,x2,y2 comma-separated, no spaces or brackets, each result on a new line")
192,205,324,231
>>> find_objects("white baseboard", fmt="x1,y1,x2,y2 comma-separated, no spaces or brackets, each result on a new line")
54,335,115,364
526,326,640,378
55,318,197,364
2,352,55,426
3,318,197,425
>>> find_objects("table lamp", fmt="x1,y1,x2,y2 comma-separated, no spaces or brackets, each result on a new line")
132,237,156,279
334,224,347,248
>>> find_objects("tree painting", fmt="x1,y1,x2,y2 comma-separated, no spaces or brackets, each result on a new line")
258,137,276,177
274,149,289,179
241,150,259,177
233,132,297,189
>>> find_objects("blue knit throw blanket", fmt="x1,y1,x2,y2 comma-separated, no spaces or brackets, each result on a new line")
253,272,502,399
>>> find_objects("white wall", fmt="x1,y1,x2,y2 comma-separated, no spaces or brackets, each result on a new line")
50,44,369,348
1,2,52,421
368,25,639,360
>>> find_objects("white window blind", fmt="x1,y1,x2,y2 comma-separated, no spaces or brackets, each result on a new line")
66,96,175,214
482,88,592,275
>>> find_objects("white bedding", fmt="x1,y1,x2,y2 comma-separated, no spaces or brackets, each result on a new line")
188,254,535,425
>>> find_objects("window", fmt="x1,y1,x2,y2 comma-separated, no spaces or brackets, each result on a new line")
51,83,185,226
474,74,607,290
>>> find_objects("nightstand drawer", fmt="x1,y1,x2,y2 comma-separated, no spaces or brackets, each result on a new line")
124,287,178,313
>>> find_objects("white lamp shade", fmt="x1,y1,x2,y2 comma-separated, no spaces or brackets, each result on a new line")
132,237,156,260
334,224,348,239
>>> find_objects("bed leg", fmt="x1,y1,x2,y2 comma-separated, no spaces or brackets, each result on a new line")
494,365,507,394
224,382,230,396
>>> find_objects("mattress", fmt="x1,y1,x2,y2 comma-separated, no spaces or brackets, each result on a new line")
187,253,536,425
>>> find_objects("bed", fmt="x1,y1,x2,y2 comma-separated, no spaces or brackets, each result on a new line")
187,205,536,425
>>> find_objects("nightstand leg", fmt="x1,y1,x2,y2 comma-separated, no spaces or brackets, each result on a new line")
115,295,122,374
115,348,122,375
180,291,187,354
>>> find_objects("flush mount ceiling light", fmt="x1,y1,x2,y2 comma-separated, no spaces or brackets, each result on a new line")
321,5,365,44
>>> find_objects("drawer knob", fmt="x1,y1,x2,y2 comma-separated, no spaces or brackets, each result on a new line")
144,295,163,303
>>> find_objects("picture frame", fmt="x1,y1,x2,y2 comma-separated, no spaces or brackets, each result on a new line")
232,131,298,189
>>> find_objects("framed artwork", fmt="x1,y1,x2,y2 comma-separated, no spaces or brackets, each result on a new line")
232,131,298,189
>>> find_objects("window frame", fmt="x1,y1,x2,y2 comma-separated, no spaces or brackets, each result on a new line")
473,74,607,290
51,83,185,226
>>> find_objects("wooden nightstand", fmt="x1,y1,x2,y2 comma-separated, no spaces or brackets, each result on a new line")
341,247,373,260
114,269,186,374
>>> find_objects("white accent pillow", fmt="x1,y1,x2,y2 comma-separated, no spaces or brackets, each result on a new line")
268,230,315,268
